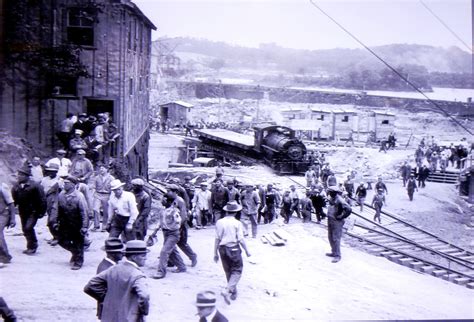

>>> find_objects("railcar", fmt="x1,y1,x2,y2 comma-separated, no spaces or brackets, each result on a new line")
194,125,310,174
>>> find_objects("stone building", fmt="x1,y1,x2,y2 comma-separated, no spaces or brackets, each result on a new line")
0,0,156,177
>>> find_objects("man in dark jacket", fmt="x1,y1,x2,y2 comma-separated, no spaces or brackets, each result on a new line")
195,291,228,322
406,175,418,201
326,185,352,263
11,166,47,255
131,178,152,241
84,240,150,322
211,179,229,224
400,161,412,187
54,175,88,270
95,238,124,319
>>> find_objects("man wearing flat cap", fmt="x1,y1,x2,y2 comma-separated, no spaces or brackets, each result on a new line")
84,240,150,322
54,175,89,270
70,149,94,184
214,201,251,304
131,178,151,240
195,290,228,322
11,166,47,255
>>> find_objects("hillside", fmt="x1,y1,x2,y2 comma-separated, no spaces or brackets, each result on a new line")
156,37,472,74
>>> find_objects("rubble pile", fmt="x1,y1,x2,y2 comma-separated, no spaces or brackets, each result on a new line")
0,130,39,184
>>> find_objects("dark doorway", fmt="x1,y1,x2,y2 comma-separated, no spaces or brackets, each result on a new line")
160,106,168,121
87,99,114,118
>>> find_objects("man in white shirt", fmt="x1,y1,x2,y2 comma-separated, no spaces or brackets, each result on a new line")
192,182,212,228
106,179,138,241
214,201,251,304
45,149,71,177
30,157,43,183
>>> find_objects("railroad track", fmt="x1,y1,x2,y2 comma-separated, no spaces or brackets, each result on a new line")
330,202,474,289
285,177,474,289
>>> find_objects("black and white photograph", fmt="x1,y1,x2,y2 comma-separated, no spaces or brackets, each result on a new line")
0,0,473,321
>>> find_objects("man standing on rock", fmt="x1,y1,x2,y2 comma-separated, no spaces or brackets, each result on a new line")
325,186,352,263
214,201,251,304
11,166,47,255
84,240,150,322
54,175,88,270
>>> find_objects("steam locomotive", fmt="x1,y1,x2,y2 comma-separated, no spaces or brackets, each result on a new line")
194,125,310,174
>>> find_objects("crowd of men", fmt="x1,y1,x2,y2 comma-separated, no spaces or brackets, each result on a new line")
2,133,471,320
57,112,120,166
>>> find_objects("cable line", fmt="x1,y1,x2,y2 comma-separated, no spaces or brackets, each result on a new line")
309,0,473,136
419,0,472,53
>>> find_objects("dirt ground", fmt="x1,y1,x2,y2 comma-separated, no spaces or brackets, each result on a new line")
2,132,473,321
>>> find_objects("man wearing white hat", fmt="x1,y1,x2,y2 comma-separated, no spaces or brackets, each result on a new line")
195,290,228,322
106,179,138,242
84,240,150,322
45,149,71,177
214,201,251,304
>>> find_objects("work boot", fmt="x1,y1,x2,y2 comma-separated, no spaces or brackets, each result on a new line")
172,267,186,273
71,263,82,270
331,257,341,263
152,272,166,279
22,249,36,255
191,256,198,267
220,291,231,305
325,253,335,257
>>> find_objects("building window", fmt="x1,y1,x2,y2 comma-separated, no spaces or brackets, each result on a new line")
128,20,132,50
318,115,324,121
129,78,134,95
139,24,143,54
139,76,143,92
382,120,390,124
67,8,94,46
342,115,349,122
49,76,78,96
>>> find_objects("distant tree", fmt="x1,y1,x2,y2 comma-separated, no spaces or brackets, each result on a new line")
208,58,225,71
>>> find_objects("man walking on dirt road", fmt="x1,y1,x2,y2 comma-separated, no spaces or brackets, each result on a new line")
214,201,251,304
11,166,47,255
54,175,88,270
326,186,352,263
84,240,150,322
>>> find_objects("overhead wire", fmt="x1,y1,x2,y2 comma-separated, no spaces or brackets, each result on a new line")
419,0,472,53
308,0,473,136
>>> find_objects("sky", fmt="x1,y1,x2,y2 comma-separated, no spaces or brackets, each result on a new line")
134,0,472,51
